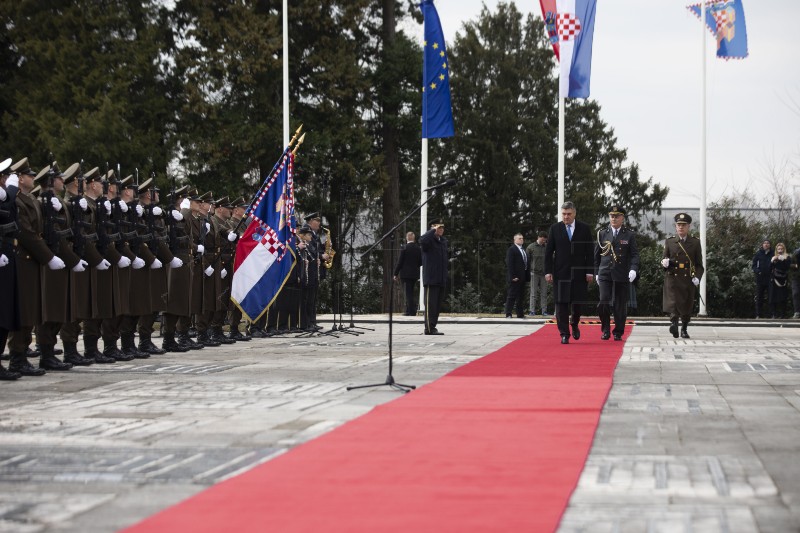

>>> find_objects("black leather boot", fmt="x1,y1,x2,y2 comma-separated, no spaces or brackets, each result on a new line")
197,331,221,347
669,318,679,338
211,327,235,344
104,340,134,362
84,336,105,363
681,321,690,339
9,351,46,376
138,334,165,355
39,345,73,371
178,333,204,350
63,342,93,366
0,361,21,380
229,328,251,341
162,333,189,353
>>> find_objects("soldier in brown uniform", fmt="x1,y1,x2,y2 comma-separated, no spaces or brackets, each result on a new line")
137,178,174,355
227,198,251,341
0,158,22,380
194,192,222,347
161,185,192,352
208,196,236,344
6,158,68,375
662,212,704,339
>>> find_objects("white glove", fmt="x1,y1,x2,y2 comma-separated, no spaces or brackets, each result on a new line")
661,258,670,268
47,256,66,270
79,197,88,211
135,204,143,216
180,198,191,209
171,210,183,221
132,257,145,269
628,270,637,282
0,188,5,201
6,174,19,188
692,277,700,286
95,259,111,271
221,268,228,279
51,197,63,212
119,201,129,213
153,206,163,216
72,259,88,272
204,222,211,232
118,256,131,268
227,232,236,242
0,254,8,267
150,258,163,269
197,244,205,254
103,200,112,215
204,266,214,277
170,257,183,268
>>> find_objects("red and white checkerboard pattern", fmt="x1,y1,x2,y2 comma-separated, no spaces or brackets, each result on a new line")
258,226,285,257
711,8,730,34
557,13,581,42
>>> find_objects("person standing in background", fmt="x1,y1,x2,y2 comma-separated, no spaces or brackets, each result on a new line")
394,231,422,316
526,231,548,316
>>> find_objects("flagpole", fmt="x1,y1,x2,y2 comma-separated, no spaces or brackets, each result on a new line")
282,0,290,146
420,138,429,312
699,0,708,316
557,96,565,220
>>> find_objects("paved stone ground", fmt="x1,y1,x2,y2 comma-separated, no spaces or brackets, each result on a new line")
1,317,799,532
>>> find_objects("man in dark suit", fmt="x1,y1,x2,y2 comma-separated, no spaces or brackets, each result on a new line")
545,201,594,344
594,205,639,341
504,233,530,318
420,220,448,335
394,231,422,316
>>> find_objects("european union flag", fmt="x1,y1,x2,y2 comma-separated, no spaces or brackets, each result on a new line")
421,0,454,139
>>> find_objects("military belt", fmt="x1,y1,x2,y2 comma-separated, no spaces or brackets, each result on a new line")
0,222,17,236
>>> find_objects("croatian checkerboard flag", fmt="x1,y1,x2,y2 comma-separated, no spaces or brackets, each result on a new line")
231,151,296,323
539,0,597,98
688,0,748,59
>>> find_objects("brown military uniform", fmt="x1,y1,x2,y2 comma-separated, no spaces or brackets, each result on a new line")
662,235,704,321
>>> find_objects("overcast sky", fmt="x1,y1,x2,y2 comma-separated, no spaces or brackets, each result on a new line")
407,1,800,208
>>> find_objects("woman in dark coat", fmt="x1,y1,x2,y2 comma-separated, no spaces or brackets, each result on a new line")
769,242,791,319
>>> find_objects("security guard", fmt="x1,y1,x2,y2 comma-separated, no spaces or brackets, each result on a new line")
662,212,704,338
594,205,639,341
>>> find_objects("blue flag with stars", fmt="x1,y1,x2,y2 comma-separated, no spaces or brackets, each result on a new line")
421,0,454,138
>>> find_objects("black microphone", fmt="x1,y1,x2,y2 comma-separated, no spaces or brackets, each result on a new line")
423,179,456,192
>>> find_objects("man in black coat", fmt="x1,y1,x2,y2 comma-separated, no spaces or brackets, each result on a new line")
594,205,639,341
752,239,772,318
419,220,448,335
545,201,594,344
394,231,422,316
504,233,530,318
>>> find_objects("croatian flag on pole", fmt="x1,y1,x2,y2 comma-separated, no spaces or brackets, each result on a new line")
231,152,296,323
539,0,597,98
688,0,749,59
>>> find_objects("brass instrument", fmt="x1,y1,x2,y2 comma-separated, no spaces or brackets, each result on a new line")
322,226,335,269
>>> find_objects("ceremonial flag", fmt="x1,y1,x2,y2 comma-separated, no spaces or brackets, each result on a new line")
231,151,296,323
421,0,454,138
688,0,749,59
539,0,597,98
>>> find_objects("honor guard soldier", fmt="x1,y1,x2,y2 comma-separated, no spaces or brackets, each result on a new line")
303,212,328,329
208,196,236,344
0,158,22,380
594,205,639,341
161,184,193,352
6,158,68,375
227,198,251,340
662,212,704,338
194,192,222,346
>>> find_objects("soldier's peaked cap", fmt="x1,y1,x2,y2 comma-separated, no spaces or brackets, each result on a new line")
674,212,692,224
608,205,626,216
198,191,213,202
304,212,321,222
120,175,135,188
174,184,189,196
83,167,101,182
0,158,12,175
61,163,80,184
11,157,37,176
34,165,52,184
137,177,154,194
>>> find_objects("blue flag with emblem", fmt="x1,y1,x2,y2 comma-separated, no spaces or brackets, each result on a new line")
688,0,749,59
421,0,454,139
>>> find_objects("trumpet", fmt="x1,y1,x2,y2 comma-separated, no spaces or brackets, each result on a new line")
322,227,335,269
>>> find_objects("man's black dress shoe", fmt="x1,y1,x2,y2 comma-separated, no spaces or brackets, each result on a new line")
601,331,610,340
680,329,690,339
571,323,580,340
669,322,679,338
613,333,623,341
561,335,569,344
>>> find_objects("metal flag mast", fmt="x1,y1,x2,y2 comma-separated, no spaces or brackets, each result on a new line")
699,0,708,315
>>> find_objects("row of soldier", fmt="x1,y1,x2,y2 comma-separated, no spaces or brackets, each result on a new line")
0,156,283,381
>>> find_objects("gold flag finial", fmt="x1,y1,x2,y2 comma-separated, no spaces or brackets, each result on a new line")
292,133,306,156
289,124,304,148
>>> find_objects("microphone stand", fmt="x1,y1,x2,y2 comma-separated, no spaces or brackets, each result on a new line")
347,189,440,393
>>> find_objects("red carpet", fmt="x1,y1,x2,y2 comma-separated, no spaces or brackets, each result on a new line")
124,325,628,532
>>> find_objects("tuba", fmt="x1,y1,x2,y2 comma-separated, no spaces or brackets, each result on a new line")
322,227,335,269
